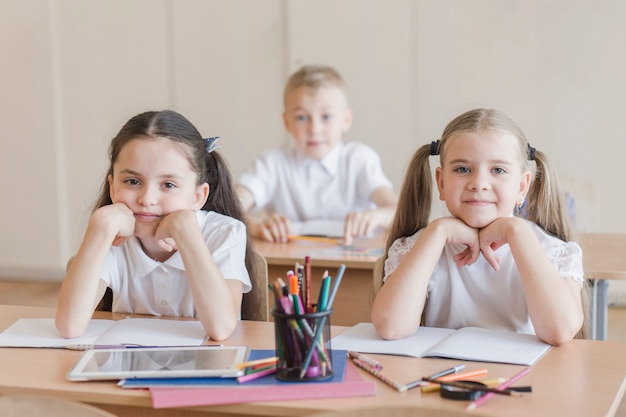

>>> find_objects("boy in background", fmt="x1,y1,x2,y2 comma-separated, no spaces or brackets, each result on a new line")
236,65,396,245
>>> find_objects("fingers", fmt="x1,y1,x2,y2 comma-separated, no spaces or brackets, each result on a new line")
157,237,177,252
479,243,501,271
344,211,377,245
260,214,291,243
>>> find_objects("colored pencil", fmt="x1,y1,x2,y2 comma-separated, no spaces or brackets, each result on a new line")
352,359,406,392
467,367,531,411
421,378,522,396
420,368,489,393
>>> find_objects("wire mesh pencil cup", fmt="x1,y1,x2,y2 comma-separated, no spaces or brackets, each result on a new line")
272,308,333,381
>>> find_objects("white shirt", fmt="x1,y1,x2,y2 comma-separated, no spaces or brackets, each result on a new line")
101,210,252,317
237,141,393,221
383,220,584,334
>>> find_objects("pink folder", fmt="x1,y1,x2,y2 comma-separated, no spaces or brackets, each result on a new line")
150,362,377,408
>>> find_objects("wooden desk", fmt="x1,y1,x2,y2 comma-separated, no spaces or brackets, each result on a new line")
579,233,626,340
253,236,384,326
1,305,626,417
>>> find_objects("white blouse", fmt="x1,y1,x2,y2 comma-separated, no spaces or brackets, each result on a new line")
101,210,251,317
383,220,584,334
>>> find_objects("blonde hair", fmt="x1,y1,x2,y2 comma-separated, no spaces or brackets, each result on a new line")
377,108,588,337
283,65,347,106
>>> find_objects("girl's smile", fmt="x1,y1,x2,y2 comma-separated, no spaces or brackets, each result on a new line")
436,129,531,229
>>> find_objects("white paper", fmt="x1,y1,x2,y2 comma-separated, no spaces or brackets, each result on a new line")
291,220,345,238
0,318,207,348
331,322,551,366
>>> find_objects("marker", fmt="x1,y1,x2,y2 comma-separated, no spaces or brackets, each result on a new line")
404,364,465,391
348,351,383,370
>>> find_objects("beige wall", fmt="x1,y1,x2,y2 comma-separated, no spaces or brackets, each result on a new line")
1,0,624,280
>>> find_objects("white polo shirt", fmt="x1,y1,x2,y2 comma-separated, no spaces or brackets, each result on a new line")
237,141,393,221
101,210,252,317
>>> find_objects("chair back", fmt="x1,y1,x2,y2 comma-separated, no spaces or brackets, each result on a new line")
241,250,270,321
370,255,385,306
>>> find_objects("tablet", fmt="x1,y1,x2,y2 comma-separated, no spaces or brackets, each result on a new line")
66,345,249,381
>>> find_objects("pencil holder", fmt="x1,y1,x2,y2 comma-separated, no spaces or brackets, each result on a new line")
272,308,333,381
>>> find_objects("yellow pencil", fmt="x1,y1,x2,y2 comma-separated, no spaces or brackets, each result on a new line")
235,356,278,370
289,235,341,245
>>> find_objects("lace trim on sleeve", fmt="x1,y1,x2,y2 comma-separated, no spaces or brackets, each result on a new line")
383,234,417,281
548,241,585,287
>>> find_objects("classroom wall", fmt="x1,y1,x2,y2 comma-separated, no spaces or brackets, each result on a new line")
1,0,624,281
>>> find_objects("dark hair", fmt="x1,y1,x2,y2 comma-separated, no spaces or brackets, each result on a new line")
94,110,256,281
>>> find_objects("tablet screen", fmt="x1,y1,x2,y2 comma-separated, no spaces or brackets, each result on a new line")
66,346,249,381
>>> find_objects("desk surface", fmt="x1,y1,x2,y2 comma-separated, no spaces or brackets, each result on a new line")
1,305,625,417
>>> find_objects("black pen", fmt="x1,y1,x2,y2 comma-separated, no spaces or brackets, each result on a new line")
404,363,466,391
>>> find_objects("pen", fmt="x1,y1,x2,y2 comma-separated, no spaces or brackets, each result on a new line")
404,363,465,391
467,367,531,411
348,351,383,370
352,358,406,392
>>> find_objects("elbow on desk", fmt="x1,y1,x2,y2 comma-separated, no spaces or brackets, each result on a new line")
54,317,87,340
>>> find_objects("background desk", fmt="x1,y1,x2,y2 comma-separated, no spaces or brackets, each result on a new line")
579,233,626,340
253,236,384,325
1,305,626,417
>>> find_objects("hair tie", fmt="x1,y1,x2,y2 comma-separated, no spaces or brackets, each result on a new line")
204,137,220,153
527,144,536,161
430,140,440,156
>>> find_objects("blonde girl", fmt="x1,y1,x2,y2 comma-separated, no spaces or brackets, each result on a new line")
371,108,584,345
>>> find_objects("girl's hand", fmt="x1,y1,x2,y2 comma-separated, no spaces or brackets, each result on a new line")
92,203,135,246
252,213,292,243
344,210,381,245
153,209,197,252
435,217,481,268
477,217,520,271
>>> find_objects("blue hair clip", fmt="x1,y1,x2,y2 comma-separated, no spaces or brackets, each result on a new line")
203,137,220,153
527,144,536,161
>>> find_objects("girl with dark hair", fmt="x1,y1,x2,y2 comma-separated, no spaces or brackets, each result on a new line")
56,110,253,341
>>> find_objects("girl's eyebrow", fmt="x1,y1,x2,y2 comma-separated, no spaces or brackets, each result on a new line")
448,158,514,165
118,168,184,180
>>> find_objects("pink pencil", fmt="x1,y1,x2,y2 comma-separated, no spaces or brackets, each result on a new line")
237,366,277,383
466,367,531,411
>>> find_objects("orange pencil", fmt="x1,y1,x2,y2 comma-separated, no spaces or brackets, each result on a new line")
420,368,489,393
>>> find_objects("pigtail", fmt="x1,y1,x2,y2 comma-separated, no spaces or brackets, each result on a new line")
202,151,257,282
525,150,575,242
526,150,589,339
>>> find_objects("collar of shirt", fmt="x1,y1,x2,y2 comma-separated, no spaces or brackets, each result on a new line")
294,141,344,177
129,237,185,278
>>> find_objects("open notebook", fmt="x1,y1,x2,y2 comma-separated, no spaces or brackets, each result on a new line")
331,322,552,366
0,318,207,349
